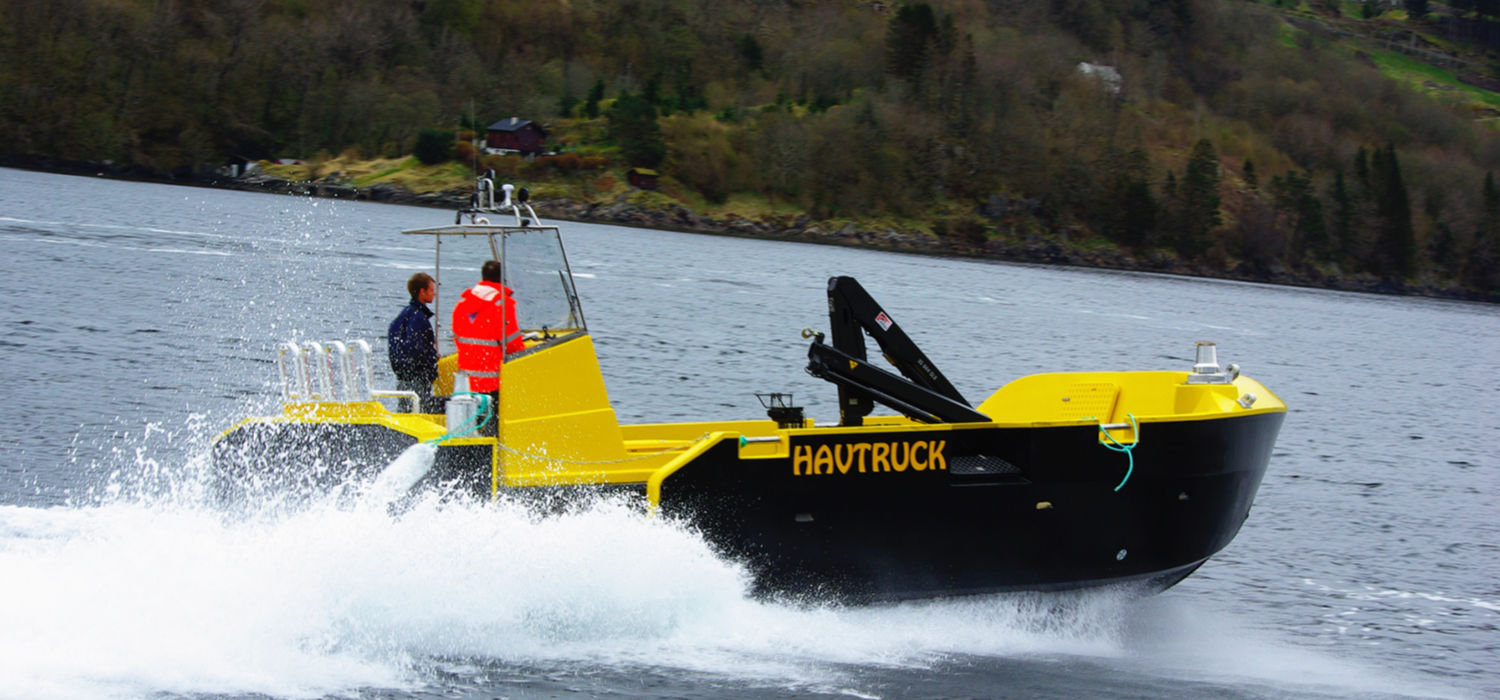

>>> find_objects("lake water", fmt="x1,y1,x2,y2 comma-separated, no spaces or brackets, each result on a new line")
0,167,1495,699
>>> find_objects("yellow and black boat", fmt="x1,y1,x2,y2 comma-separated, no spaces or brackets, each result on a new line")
213,176,1286,603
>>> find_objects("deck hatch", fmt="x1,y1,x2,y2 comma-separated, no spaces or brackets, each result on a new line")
1059,382,1120,421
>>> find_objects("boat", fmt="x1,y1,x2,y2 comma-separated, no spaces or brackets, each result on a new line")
212,175,1286,603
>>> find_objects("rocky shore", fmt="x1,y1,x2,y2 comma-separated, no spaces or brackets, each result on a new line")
13,157,1496,303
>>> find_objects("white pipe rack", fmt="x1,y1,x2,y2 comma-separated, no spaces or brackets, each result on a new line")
277,339,381,404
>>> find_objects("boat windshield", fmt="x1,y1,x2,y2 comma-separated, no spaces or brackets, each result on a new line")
499,227,586,340
407,225,586,354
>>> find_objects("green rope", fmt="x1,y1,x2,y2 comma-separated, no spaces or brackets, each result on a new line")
1090,413,1139,492
423,392,492,444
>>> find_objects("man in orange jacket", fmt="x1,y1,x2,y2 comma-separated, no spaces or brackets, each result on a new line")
451,260,526,435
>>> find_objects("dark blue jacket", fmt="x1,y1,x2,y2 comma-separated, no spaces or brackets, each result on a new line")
388,298,438,383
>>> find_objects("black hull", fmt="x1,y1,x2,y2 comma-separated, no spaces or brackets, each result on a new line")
212,411,1281,603
655,412,1283,603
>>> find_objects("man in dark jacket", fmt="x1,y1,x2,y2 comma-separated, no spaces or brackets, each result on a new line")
389,272,438,411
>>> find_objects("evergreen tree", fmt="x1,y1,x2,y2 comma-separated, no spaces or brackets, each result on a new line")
1484,171,1499,234
1272,170,1327,260
414,129,454,165
1374,145,1416,279
1296,176,1329,260
643,77,662,109
584,79,605,119
886,3,939,83
738,34,764,74
1243,158,1257,190
1108,147,1157,249
1330,167,1354,265
1405,0,1431,20
1160,171,1180,249
1178,138,1223,256
1464,171,1500,292
1354,146,1371,191
947,36,979,135
1431,222,1459,277
1117,178,1158,249
673,80,708,113
607,93,665,168
1151,0,1195,43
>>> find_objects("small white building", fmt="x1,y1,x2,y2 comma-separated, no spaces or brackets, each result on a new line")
1077,62,1122,95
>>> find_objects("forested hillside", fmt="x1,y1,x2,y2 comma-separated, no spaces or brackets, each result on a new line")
3,0,1499,296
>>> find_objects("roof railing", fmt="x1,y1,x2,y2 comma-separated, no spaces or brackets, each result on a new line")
456,171,541,227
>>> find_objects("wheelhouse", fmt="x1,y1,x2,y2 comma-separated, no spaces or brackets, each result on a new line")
402,223,587,359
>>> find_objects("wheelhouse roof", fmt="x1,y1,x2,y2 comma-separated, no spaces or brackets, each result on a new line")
401,224,561,237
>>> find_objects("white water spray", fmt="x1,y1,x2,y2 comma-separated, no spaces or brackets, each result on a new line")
360,442,438,508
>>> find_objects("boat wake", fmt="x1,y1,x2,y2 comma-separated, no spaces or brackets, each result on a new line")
0,481,750,699
0,442,1448,700
0,436,1122,699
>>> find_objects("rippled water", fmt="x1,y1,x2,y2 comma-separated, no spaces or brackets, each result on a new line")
0,167,1495,699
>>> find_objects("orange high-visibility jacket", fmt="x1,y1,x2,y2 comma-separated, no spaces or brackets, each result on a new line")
451,281,524,393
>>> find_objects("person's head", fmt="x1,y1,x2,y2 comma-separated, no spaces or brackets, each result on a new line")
481,259,503,283
407,272,435,303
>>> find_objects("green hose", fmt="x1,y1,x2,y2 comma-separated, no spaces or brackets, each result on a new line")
1091,413,1139,492
423,392,492,444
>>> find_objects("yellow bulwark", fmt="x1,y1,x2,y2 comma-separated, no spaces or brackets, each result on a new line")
975,370,1284,444
220,336,1284,502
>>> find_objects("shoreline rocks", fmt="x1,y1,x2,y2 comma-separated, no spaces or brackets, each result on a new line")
7,157,1495,304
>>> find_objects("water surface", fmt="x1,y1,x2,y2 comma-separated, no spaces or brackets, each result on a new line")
0,168,1495,699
